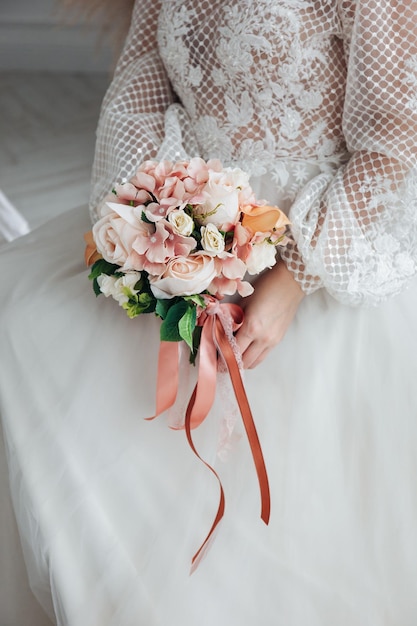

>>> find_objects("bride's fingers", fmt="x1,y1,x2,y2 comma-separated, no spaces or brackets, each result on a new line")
234,327,254,357
240,341,267,370
236,326,274,368
246,347,271,370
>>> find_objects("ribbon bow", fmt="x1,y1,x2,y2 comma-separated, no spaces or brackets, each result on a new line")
147,299,271,571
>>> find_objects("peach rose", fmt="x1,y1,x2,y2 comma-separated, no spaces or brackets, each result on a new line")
241,204,290,233
92,203,152,268
149,253,217,299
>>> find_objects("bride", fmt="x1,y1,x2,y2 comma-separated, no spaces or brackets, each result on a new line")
1,1,417,624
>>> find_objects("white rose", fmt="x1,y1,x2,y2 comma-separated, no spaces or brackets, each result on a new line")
219,166,251,189
246,242,277,275
195,167,250,229
97,274,118,298
200,223,225,255
98,272,141,306
149,253,217,299
119,272,142,292
168,209,195,236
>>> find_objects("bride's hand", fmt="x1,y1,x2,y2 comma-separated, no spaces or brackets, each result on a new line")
235,260,305,369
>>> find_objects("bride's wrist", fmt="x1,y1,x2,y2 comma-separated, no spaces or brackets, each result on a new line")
270,259,306,302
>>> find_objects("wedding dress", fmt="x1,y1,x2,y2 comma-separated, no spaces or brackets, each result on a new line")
1,1,417,624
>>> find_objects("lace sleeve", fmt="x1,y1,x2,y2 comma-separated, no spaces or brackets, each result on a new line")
281,0,417,306
89,0,198,221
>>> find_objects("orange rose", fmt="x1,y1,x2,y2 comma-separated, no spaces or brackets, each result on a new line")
241,204,290,233
84,231,102,266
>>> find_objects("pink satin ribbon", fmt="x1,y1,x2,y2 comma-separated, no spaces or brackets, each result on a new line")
147,299,271,570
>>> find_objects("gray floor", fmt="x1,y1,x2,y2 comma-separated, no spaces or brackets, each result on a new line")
0,70,109,230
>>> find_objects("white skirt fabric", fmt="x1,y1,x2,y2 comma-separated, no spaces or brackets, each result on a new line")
0,204,417,625
0,189,30,243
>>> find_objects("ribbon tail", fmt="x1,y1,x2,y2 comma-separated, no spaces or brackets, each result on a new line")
188,317,218,430
185,386,226,573
214,319,271,525
146,341,180,421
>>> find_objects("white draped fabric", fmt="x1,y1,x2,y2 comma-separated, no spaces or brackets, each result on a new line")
1,1,417,624
0,425,53,625
0,189,30,242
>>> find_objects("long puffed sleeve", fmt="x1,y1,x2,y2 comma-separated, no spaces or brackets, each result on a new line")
281,0,417,306
89,0,198,221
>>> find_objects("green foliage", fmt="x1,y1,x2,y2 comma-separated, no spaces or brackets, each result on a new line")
88,258,206,356
183,294,206,308
160,300,188,342
125,274,156,317
123,292,155,318
88,259,120,281
92,278,102,297
88,259,121,297
155,298,175,319
189,325,202,365
178,305,197,350
160,299,198,349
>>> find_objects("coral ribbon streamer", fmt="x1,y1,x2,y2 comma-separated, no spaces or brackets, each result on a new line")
184,386,226,573
147,340,179,418
148,300,271,570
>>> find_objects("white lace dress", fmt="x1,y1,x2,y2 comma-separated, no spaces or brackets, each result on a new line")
1,1,417,624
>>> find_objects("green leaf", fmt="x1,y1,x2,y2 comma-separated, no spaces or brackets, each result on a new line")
122,293,155,318
189,325,202,365
138,292,153,306
88,258,119,281
92,277,102,296
183,294,206,308
155,298,173,319
192,228,202,245
160,300,188,343
133,277,144,292
160,321,182,342
178,305,197,350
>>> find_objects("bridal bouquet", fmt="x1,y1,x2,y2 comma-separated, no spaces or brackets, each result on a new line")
85,157,289,359
85,157,290,568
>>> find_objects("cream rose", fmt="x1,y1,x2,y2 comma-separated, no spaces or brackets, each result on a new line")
168,209,195,236
200,223,225,255
195,167,250,229
149,253,217,299
246,242,278,275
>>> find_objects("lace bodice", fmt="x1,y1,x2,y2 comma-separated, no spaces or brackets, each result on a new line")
90,0,417,305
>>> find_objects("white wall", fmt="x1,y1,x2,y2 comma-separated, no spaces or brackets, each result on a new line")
0,0,113,72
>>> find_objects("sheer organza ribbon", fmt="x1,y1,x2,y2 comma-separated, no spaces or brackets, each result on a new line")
147,298,271,571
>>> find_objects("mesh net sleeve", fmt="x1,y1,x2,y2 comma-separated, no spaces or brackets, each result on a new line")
89,0,198,221
281,0,417,305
